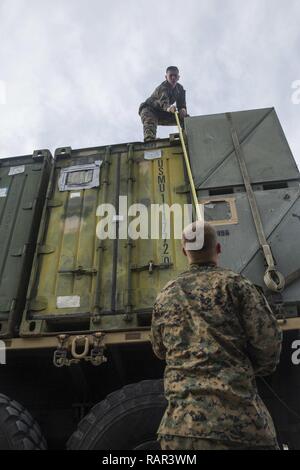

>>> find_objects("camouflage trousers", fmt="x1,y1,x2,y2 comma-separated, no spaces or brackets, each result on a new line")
139,106,185,141
158,435,280,451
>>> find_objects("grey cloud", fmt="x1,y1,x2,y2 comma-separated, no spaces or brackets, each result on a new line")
0,0,299,169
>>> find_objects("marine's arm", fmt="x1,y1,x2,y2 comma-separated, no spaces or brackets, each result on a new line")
234,277,282,376
150,301,166,360
154,84,172,112
176,86,187,113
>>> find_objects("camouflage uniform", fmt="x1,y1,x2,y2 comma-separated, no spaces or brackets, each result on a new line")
151,262,282,450
139,80,187,141
158,435,279,450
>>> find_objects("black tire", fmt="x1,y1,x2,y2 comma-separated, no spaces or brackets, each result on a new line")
67,379,167,450
0,394,47,450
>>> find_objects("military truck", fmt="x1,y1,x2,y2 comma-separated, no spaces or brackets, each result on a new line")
0,108,299,450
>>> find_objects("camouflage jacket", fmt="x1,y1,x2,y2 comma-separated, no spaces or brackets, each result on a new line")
139,80,186,115
151,263,282,445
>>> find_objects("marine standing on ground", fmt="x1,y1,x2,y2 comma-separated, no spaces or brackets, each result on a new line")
151,221,282,450
139,66,188,142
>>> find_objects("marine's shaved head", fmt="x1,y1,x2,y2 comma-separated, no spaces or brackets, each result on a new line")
182,221,220,264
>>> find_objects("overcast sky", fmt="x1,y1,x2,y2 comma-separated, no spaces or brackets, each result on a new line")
0,0,299,168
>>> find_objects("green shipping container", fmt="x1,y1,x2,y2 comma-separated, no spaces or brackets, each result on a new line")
0,150,52,338
20,140,189,336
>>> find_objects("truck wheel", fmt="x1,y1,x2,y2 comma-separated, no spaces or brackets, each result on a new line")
0,394,47,450
67,379,167,450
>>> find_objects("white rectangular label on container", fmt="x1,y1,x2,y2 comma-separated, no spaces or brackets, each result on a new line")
0,188,8,198
70,192,81,199
9,165,25,176
57,296,80,309
144,149,162,160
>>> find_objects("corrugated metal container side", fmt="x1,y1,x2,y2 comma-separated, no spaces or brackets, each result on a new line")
20,139,190,336
0,150,52,338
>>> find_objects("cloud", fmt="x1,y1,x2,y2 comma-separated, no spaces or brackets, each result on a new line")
0,0,299,169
